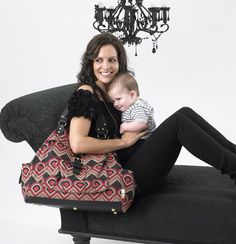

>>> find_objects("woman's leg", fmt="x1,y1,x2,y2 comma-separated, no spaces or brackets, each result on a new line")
125,108,236,195
178,107,236,154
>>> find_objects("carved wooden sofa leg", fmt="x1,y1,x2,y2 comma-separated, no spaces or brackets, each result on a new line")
72,235,91,244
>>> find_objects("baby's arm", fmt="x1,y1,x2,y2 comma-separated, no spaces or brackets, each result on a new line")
120,121,147,134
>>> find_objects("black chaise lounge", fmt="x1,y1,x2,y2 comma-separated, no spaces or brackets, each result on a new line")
1,83,236,244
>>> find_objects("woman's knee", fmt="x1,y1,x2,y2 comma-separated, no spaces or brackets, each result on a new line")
177,106,194,115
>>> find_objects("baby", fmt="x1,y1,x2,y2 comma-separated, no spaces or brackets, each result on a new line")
108,72,156,138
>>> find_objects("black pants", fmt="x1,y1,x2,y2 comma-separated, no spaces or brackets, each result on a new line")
125,107,236,195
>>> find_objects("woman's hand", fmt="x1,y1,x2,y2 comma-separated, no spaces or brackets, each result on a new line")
121,130,148,148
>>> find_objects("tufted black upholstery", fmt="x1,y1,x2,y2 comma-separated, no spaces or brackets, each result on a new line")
1,83,236,244
0,83,77,150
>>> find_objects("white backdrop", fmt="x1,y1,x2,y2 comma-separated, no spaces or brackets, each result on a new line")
1,0,236,243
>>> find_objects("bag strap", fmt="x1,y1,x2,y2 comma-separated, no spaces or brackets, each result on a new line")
96,110,108,139
94,85,109,139
56,106,68,135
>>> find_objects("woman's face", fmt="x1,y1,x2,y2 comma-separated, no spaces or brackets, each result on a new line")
93,44,119,88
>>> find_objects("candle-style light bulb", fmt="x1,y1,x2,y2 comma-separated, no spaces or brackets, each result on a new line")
98,2,104,8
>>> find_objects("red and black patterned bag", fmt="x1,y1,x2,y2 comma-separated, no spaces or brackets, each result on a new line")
20,108,136,213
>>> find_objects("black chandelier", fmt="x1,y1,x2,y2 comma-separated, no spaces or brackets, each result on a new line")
93,0,170,56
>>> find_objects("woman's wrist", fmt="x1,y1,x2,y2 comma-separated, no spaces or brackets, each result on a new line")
116,138,127,149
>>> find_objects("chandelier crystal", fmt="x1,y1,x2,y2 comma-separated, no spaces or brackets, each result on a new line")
93,0,170,56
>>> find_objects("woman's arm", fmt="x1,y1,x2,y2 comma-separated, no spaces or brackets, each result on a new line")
69,116,145,154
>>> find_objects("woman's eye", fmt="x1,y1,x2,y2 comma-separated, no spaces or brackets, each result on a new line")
94,58,117,63
95,59,102,63
110,59,117,63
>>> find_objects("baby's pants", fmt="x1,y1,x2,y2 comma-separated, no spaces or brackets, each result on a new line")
125,107,236,195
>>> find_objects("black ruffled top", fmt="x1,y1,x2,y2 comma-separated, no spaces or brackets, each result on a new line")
67,89,121,139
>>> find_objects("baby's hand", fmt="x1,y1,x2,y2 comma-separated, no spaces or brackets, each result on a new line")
120,121,148,134
120,122,128,134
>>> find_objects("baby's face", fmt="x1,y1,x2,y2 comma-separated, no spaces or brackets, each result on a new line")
108,86,137,112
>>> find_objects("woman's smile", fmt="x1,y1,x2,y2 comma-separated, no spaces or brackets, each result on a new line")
100,71,114,78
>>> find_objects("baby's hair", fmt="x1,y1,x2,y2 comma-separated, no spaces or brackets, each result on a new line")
108,72,140,96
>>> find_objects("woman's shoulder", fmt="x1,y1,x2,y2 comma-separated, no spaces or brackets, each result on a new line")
77,84,94,93
67,84,100,120
73,82,98,99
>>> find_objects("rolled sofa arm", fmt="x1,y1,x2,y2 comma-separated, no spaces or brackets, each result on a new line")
0,83,77,152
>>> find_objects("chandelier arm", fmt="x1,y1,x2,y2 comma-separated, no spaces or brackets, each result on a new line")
114,4,123,16
93,21,97,30
134,28,152,37
111,4,127,31
158,23,170,33
93,22,105,31
136,7,150,30
136,4,151,20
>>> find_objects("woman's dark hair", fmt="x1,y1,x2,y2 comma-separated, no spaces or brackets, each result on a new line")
77,33,133,88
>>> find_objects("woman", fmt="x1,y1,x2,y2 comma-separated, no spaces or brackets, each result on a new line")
68,32,236,195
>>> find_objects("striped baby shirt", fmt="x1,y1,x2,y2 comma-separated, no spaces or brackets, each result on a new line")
122,99,156,138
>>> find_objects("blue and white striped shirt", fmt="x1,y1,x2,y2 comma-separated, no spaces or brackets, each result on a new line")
122,99,156,138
